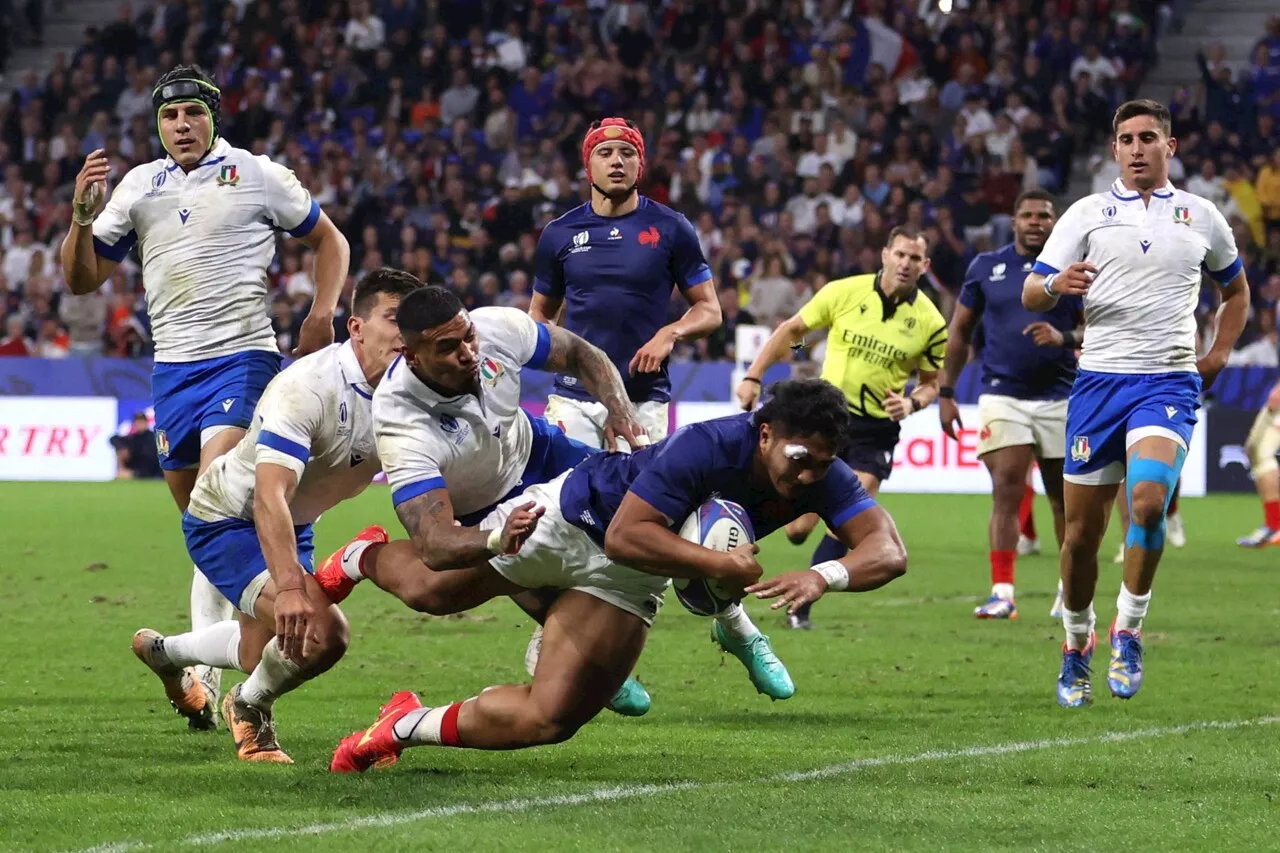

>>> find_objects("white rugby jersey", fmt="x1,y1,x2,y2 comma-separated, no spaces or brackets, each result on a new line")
1034,178,1241,374
92,138,320,362
186,341,379,525
374,306,552,515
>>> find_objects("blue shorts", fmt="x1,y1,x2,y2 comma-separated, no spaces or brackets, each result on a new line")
152,350,282,471
454,411,598,527
1064,370,1201,485
183,513,314,614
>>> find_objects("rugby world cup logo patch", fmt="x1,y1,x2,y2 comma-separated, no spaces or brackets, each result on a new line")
479,357,504,387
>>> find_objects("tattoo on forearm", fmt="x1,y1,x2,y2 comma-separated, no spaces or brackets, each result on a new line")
545,326,629,412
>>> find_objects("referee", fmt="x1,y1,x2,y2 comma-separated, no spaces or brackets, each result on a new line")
736,225,947,628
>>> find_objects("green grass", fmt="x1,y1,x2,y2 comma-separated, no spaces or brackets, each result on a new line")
1,483,1277,852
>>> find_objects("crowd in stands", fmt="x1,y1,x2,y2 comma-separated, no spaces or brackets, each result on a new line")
1,0,1278,366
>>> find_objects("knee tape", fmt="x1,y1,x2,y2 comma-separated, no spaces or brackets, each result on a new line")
1124,452,1184,551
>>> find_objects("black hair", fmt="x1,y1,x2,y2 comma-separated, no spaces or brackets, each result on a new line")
1113,99,1171,137
1014,188,1056,213
353,268,422,318
755,379,851,450
395,284,465,337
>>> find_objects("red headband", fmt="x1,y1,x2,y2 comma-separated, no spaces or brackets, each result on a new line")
581,118,646,181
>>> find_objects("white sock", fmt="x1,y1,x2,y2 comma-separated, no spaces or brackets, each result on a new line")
162,621,243,671
238,639,305,711
1062,603,1096,652
191,567,234,691
714,603,758,639
1115,584,1151,634
392,706,450,745
992,582,1015,600
340,539,375,581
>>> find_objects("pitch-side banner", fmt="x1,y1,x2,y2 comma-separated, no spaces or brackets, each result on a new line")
0,396,119,481
674,403,1207,496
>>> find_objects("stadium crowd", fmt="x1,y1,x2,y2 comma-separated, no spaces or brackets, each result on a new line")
1,0,1278,364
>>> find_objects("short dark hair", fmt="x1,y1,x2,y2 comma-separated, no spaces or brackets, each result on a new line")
1112,99,1171,137
353,268,422,318
885,224,929,254
1014,188,1056,213
755,379,851,451
395,284,465,337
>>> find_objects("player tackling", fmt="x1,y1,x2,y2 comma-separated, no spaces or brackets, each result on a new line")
1023,100,1249,707
61,65,349,728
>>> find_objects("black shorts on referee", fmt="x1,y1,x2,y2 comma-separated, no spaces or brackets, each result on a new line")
840,414,901,482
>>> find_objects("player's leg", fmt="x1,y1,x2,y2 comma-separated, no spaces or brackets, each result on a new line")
1111,480,1129,563
1239,403,1280,546
783,513,821,545
544,394,607,447
1164,478,1186,548
1031,397,1069,618
973,395,1040,618
1017,466,1040,555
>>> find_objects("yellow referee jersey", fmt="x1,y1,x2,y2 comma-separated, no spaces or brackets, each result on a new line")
798,272,947,419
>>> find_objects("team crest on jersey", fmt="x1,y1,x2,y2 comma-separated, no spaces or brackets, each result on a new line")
479,357,504,387
1070,435,1091,463
155,430,169,457
216,165,239,186
1173,206,1191,226
638,226,661,248
990,263,1006,281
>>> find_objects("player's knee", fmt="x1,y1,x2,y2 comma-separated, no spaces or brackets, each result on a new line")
521,711,581,746
305,611,350,671
403,585,454,616
1128,484,1167,530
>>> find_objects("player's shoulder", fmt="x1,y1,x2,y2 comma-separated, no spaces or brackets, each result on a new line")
1169,188,1225,221
116,157,170,196
471,305,531,337
272,343,342,395
637,196,692,225
664,412,752,457
544,201,594,233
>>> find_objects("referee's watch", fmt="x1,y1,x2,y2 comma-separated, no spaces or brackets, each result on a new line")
910,395,924,413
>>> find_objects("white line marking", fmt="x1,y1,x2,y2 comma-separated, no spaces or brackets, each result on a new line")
70,716,1278,853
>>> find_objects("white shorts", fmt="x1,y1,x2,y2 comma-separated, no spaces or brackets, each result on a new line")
479,471,668,625
544,395,669,451
978,394,1068,459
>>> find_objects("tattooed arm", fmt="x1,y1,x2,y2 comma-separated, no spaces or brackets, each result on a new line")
541,324,647,449
395,487,544,571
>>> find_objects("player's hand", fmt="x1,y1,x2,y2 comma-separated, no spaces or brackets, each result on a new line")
72,149,110,224
735,378,762,411
939,397,963,441
883,390,912,421
603,404,649,452
497,501,546,555
1196,351,1229,389
628,329,676,375
746,570,829,613
1023,321,1065,348
294,312,335,357
274,583,317,664
712,542,764,596
1048,262,1098,296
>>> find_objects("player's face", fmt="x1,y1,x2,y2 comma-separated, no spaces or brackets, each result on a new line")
1112,115,1176,190
349,293,405,377
879,235,930,294
1012,200,1056,253
759,425,838,499
589,142,641,197
403,310,480,393
158,101,213,166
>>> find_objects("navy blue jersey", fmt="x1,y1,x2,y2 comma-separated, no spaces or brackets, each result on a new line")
560,412,876,546
533,197,713,404
959,244,1082,401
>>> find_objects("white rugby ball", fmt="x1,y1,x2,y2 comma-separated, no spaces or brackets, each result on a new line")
673,499,756,616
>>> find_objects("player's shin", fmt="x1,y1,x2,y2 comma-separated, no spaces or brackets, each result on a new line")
1062,602,1096,652
190,566,233,694
162,620,243,671
238,639,310,711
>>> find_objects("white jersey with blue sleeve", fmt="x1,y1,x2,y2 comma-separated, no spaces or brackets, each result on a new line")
185,341,380,525
373,306,553,517
92,138,321,363
1033,178,1241,375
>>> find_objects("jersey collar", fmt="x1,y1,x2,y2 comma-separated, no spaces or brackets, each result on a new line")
873,270,917,321
165,138,232,174
1110,177,1175,201
337,340,375,401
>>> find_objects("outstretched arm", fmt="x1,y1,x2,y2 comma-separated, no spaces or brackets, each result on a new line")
541,324,645,448
395,488,543,571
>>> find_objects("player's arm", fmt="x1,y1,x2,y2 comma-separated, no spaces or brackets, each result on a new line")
294,210,350,355
394,488,543,571
735,313,816,409
542,324,646,448
1199,205,1251,388
1023,203,1097,311
529,224,566,324
60,150,123,295
630,280,722,374
529,291,563,324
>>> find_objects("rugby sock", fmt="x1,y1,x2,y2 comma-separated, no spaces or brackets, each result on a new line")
239,639,307,711
191,566,234,693
1062,603,1096,652
393,701,468,746
796,535,848,618
1018,484,1037,539
339,539,376,581
715,603,758,639
1115,584,1151,634
989,550,1015,597
162,621,243,671
1264,500,1280,530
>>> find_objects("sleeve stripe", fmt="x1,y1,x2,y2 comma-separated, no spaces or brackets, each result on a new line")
93,231,137,262
392,476,446,506
257,430,310,464
1207,257,1243,285
287,200,322,237
680,265,713,289
830,498,877,529
925,326,947,344
532,277,557,296
525,322,552,369
1031,261,1060,276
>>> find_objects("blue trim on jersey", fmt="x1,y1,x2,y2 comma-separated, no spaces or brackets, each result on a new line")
830,497,877,529
93,231,137,262
526,322,552,369
1031,260,1059,276
681,265,713,289
257,430,310,463
392,476,446,506
1111,188,1140,201
532,276,556,296
167,154,229,173
288,200,322,237
386,354,401,379
350,383,373,400
1208,257,1243,285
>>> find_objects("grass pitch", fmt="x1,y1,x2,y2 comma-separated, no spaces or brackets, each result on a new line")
1,482,1276,852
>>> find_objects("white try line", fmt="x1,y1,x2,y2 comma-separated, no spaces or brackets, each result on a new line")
72,715,1279,853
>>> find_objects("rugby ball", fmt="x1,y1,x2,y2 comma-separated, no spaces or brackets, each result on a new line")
673,499,756,616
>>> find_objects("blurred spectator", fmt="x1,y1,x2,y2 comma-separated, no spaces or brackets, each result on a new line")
111,411,163,479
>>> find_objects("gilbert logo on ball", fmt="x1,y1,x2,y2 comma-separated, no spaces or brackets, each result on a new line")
674,499,755,616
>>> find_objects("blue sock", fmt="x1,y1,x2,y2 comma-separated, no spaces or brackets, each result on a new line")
797,535,847,618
